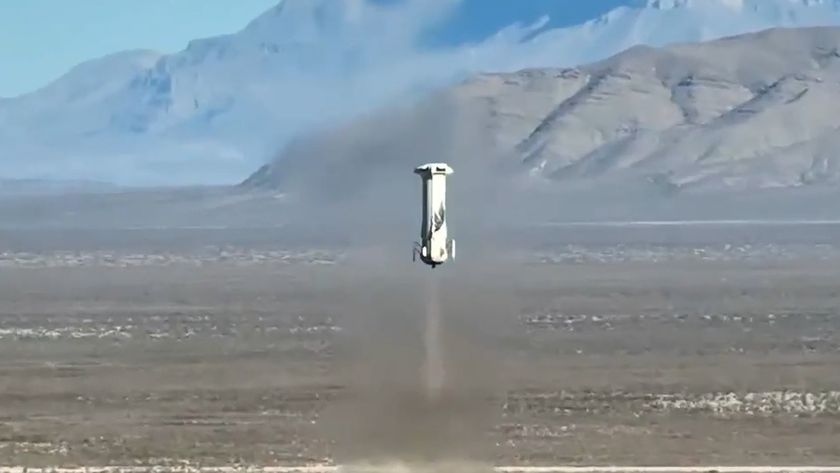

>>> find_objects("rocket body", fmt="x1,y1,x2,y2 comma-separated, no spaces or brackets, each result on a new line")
414,163,455,268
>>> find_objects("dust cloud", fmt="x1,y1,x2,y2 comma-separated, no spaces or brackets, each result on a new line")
272,85,519,471
318,262,512,471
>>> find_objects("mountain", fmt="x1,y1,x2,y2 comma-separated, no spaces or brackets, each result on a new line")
3,0,840,186
247,26,840,197
0,178,120,197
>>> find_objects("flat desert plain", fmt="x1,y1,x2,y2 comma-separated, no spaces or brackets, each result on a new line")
0,223,839,467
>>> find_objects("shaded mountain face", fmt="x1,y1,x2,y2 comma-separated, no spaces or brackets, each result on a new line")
3,0,840,186
248,26,840,196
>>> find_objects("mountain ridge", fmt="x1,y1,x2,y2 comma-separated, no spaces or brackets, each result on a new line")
3,0,840,186
246,26,840,197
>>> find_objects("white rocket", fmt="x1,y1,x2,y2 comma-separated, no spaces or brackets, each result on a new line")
413,163,455,268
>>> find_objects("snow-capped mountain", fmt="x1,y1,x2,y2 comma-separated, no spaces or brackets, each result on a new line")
3,0,840,186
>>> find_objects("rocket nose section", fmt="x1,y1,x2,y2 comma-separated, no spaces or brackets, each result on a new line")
415,162,453,175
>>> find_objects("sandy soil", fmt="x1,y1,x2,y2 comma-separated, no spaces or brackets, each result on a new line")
1,226,839,467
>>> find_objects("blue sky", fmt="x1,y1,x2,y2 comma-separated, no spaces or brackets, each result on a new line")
0,0,632,98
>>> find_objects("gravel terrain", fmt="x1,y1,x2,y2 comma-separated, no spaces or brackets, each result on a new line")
1,226,839,467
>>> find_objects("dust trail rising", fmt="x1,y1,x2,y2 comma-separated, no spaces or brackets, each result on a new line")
423,273,444,401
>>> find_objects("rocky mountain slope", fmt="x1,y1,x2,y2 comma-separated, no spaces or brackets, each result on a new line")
249,26,840,196
3,0,840,186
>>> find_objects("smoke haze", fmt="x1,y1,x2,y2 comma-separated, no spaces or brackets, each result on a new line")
304,120,520,465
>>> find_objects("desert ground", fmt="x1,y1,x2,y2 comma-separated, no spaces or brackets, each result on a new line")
1,221,840,467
